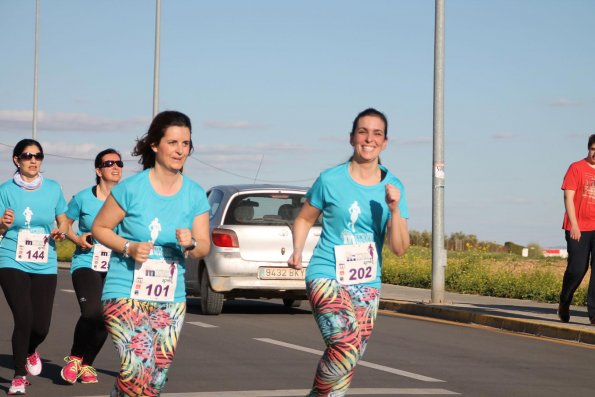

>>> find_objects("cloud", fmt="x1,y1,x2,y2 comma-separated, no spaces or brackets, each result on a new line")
321,135,433,145
41,142,102,159
189,143,309,171
492,133,514,140
203,120,267,130
0,110,147,132
195,143,306,155
398,136,432,145
501,197,531,204
548,99,581,107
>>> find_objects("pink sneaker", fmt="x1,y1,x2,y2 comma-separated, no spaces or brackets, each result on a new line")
60,356,82,384
8,376,30,395
25,352,41,376
79,365,98,384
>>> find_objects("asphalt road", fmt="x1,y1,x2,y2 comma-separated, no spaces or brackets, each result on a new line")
0,269,593,397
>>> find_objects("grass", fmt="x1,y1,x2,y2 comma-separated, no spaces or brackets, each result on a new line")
382,246,587,306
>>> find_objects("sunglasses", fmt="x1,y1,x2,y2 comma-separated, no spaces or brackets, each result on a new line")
98,160,124,168
19,152,44,161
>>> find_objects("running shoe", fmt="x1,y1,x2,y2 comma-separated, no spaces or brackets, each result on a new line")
60,356,82,384
79,365,98,384
8,376,30,395
25,352,41,376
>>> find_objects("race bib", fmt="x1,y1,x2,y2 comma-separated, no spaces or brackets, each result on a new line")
131,247,178,302
334,243,378,285
16,229,49,263
91,243,112,272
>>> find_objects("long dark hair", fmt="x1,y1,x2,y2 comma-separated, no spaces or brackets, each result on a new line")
13,139,43,171
132,110,193,170
94,148,121,184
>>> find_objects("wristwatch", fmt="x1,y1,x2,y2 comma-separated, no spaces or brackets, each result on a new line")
122,241,130,258
184,237,197,252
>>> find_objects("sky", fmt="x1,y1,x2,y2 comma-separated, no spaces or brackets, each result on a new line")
1,0,594,248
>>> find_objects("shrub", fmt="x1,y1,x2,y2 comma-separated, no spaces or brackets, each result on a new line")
56,239,75,262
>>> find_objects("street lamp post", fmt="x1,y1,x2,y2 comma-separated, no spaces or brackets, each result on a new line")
431,0,446,303
32,0,40,139
152,0,161,118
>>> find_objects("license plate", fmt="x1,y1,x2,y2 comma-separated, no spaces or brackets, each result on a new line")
258,267,305,280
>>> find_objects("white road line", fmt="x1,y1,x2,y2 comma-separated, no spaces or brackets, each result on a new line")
187,321,218,328
80,388,459,397
254,338,444,383
60,289,75,293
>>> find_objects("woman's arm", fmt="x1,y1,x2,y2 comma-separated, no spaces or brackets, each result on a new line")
92,194,153,263
63,217,93,250
385,184,410,256
51,213,69,241
0,208,14,235
288,199,321,270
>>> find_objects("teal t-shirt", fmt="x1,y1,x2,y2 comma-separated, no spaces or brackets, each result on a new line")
66,186,108,273
0,177,68,274
305,162,409,289
101,170,210,303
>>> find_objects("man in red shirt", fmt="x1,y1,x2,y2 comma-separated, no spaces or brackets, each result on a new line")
559,134,595,323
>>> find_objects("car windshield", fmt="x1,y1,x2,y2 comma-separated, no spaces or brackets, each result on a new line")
224,193,321,226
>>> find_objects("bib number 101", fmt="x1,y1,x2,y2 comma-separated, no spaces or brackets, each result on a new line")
144,283,171,298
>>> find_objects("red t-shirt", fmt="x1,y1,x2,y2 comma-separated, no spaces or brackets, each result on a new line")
562,159,595,231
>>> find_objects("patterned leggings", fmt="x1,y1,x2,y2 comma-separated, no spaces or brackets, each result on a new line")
103,298,186,397
306,278,380,397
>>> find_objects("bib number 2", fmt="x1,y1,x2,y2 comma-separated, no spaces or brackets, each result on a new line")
91,243,112,272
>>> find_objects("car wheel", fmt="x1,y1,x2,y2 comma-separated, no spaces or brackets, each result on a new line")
200,268,224,315
283,299,302,308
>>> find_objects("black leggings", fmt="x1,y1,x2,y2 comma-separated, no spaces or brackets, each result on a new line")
70,267,107,365
0,268,57,376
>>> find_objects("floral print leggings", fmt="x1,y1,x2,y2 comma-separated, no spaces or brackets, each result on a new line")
103,298,186,397
306,278,380,397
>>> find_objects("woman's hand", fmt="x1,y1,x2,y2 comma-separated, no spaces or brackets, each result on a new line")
78,232,94,250
1,208,14,231
129,241,154,264
385,183,401,213
287,252,303,270
176,228,193,250
50,228,66,241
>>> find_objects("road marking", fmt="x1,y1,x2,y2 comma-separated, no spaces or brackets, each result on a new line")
60,289,75,293
81,388,459,396
254,338,444,383
187,321,218,328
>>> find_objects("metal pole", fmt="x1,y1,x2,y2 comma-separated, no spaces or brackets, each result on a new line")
431,0,446,303
32,0,40,139
152,0,161,117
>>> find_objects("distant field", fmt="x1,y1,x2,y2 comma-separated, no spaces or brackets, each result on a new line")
382,246,587,306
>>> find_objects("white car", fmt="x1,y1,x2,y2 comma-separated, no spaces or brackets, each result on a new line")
185,184,321,315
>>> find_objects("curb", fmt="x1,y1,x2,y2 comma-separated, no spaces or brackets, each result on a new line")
379,299,595,345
